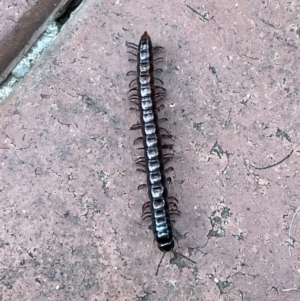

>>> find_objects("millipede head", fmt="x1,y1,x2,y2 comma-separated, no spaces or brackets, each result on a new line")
141,31,150,41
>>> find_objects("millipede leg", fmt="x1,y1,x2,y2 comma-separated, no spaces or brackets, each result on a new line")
169,203,179,210
142,201,151,211
153,57,164,63
130,123,142,130
153,46,164,53
129,100,139,106
135,157,145,164
162,144,174,150
163,158,172,164
126,70,137,76
156,104,165,112
170,209,181,216
129,94,139,99
128,87,138,94
130,107,140,111
129,97,139,103
156,98,166,104
142,212,152,220
155,92,166,98
165,166,174,173
154,78,164,85
159,127,171,135
156,91,166,96
138,184,147,190
158,118,168,123
163,154,174,161
129,78,137,87
126,42,138,49
168,196,179,204
127,51,137,56
134,137,143,144
161,134,174,141
154,86,166,92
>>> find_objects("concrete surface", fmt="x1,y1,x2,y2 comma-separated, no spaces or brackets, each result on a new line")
0,0,71,84
1,0,300,300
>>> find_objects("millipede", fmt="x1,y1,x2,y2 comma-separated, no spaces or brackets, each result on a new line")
126,31,196,274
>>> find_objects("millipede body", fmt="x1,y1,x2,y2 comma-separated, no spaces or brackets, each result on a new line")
126,32,179,252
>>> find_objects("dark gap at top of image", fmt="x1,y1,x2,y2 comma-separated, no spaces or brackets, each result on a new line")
56,0,83,25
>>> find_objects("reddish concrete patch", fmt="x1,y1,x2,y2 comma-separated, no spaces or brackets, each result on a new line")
1,0,300,300
0,0,71,84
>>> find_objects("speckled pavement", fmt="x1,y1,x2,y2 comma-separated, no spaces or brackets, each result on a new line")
1,1,300,300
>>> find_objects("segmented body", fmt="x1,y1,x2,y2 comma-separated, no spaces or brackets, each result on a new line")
127,32,174,252
138,32,174,252
126,33,196,275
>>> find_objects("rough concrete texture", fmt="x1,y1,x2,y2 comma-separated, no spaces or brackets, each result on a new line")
0,0,70,84
1,0,300,300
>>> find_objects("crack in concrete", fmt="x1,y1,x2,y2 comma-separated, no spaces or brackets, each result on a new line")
0,0,84,103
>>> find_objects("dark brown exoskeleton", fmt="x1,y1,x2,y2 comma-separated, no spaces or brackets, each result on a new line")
126,32,195,275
